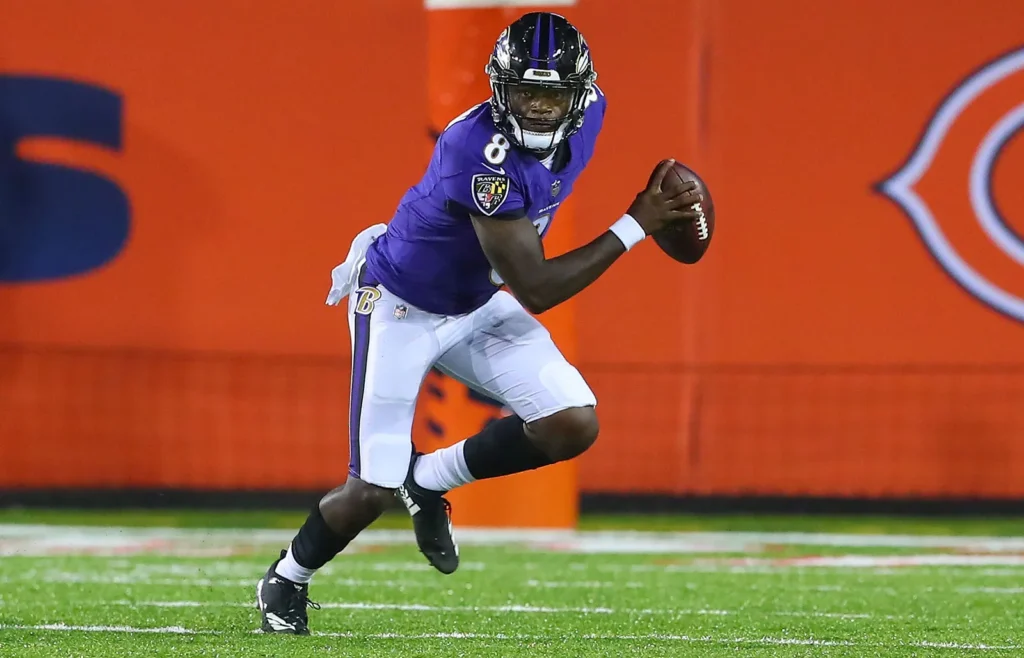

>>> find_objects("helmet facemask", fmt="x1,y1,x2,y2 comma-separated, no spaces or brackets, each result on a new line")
488,75,589,153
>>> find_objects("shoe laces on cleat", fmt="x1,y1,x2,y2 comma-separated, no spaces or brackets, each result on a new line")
293,589,320,613
275,581,320,615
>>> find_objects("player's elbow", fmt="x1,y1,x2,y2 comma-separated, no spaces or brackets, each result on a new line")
517,289,555,315
520,295,551,315
501,268,561,314
505,278,554,314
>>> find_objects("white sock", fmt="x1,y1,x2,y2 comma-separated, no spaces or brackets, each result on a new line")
413,441,476,492
274,544,316,584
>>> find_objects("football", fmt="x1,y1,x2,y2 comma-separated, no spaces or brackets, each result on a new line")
651,161,715,264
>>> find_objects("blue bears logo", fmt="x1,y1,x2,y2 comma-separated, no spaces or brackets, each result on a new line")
0,75,130,283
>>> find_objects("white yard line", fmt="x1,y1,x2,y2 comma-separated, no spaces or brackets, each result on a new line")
757,555,1024,568
4,524,1024,556
2,561,485,578
585,555,1024,570
110,598,892,620
1,623,200,634
1,572,434,588
0,623,1016,650
27,557,1024,577
5,564,1021,590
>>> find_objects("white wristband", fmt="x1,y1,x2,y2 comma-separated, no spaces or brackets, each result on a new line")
609,214,647,251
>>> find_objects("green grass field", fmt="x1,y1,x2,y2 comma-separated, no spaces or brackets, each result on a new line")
1,510,1023,656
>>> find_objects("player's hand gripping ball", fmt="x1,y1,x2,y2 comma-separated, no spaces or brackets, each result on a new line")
652,161,715,264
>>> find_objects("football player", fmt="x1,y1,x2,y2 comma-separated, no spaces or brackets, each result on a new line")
257,11,701,634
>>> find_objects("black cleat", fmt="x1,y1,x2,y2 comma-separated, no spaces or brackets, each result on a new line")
256,550,320,635
397,453,460,574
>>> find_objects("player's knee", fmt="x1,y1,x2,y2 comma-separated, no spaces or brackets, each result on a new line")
323,477,396,514
529,406,599,462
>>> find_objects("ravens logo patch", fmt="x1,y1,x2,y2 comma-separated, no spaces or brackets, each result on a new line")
471,174,510,216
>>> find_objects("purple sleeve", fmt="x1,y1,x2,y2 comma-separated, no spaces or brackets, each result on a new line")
439,125,527,219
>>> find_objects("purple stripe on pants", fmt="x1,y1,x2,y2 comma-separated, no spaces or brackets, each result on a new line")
348,263,375,479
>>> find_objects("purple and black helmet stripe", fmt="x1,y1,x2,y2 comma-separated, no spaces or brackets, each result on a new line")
548,14,557,67
529,13,543,68
529,12,557,70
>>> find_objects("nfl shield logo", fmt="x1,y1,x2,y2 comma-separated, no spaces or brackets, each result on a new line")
393,305,408,320
471,174,510,216
551,180,561,197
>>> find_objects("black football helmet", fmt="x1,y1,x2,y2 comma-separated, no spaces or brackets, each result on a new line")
486,13,597,153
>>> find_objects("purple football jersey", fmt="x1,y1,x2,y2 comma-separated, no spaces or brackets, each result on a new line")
364,86,607,316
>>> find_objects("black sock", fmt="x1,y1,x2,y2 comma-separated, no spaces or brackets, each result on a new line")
462,415,554,480
289,506,352,571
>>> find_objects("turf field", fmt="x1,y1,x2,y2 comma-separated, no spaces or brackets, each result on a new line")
1,511,1023,657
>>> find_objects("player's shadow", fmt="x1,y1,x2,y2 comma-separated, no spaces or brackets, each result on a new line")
88,120,223,485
